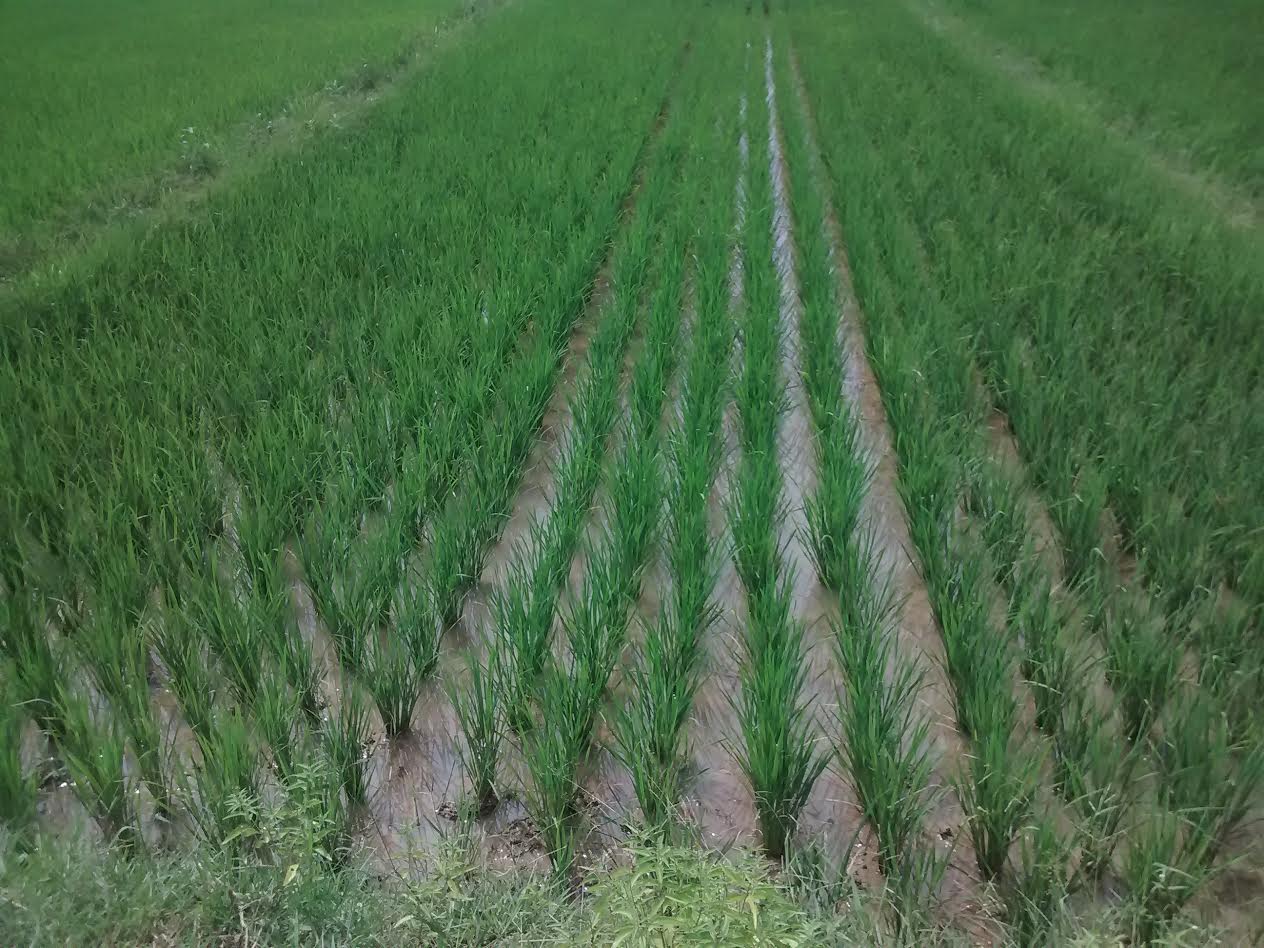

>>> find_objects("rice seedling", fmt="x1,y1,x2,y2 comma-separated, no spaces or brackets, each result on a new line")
0,666,38,842
1002,818,1072,947
1122,808,1212,945
186,708,262,848
152,606,218,744
301,512,401,678
326,687,372,809
1154,687,1264,868
1054,693,1137,880
956,730,1041,881
255,668,302,783
362,633,424,738
450,649,503,816
1195,595,1263,745
521,665,593,881
1,592,68,744
834,606,939,880
189,566,272,710
55,689,138,854
1008,563,1080,736
733,587,826,861
73,599,172,821
1101,596,1181,744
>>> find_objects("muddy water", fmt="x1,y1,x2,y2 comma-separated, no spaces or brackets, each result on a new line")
785,45,996,937
680,90,759,850
762,39,876,882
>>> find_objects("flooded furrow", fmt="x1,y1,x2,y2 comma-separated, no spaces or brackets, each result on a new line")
682,89,758,849
762,37,871,875
786,43,994,937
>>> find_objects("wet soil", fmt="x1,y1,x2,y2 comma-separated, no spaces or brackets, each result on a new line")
762,40,878,885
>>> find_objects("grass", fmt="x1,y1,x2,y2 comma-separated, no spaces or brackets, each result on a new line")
0,829,878,947
934,0,1264,199
0,0,466,252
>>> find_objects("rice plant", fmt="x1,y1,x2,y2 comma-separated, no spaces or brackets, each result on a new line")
0,667,38,843
1154,687,1264,868
521,664,593,881
613,628,691,833
1101,596,1181,744
256,668,302,782
326,687,372,809
835,609,939,880
1122,808,1211,945
187,708,261,848
956,729,1040,881
1002,818,1072,947
1008,563,1079,736
75,600,171,821
56,690,138,854
152,606,217,743
1,592,68,743
450,650,503,816
362,633,424,738
1055,692,1137,880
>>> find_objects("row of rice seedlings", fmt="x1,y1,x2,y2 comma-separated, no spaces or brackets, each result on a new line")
524,200,696,878
519,73,740,870
449,651,502,817
965,463,1135,885
769,37,951,929
725,59,824,863
792,21,1245,942
614,188,738,832
791,8,1261,941
774,29,1058,935
609,56,744,832
492,138,679,735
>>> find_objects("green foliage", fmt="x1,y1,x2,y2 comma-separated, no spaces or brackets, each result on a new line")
589,840,841,946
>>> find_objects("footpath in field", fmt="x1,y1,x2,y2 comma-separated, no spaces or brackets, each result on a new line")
0,0,509,291
904,0,1260,232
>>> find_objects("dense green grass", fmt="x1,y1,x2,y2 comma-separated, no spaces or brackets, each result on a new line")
0,0,463,251
936,0,1264,199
